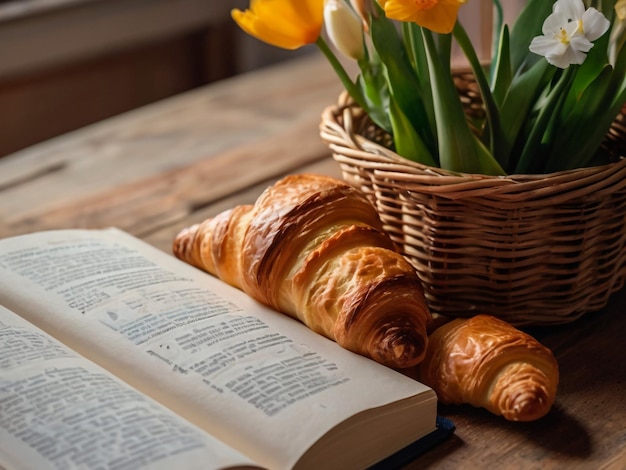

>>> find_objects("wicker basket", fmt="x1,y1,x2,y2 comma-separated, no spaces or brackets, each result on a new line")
319,72,626,326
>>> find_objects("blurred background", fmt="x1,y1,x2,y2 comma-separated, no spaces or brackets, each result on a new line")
0,0,527,158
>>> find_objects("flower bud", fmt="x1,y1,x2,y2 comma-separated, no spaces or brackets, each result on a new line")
324,0,365,60
617,0,626,19
609,0,626,66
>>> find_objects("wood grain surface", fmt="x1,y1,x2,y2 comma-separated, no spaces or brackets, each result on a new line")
1,52,624,470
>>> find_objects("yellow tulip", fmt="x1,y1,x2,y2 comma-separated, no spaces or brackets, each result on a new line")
232,0,325,50
377,0,467,34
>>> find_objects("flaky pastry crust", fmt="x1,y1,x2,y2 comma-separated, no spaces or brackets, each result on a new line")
417,314,559,421
173,174,432,368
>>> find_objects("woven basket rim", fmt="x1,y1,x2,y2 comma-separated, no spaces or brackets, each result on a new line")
321,98,626,179
320,97,626,201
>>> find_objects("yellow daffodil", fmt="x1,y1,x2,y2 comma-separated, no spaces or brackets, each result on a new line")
232,0,324,50
377,0,467,34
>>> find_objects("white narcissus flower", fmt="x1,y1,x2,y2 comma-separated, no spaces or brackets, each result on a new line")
324,0,365,60
529,0,610,69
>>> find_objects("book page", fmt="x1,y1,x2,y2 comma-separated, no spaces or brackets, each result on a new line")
0,228,436,469
0,305,260,470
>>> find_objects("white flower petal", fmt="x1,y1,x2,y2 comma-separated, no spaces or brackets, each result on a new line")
545,47,583,68
554,0,585,21
542,12,568,35
544,52,569,68
570,34,594,53
531,0,610,68
567,47,587,65
529,36,565,57
565,19,581,37
581,8,611,41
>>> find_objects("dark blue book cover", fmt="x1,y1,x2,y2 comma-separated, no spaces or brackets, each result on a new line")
368,416,456,469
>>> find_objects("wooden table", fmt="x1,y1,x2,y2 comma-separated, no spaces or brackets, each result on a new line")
1,53,624,470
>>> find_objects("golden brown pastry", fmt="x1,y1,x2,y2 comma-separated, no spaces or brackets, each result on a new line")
417,314,559,421
173,173,432,368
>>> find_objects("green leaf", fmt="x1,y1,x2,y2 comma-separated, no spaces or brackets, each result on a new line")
499,60,552,172
436,29,452,75
472,134,507,176
453,22,506,168
491,0,504,62
490,24,512,106
422,28,504,175
546,40,626,171
402,22,435,139
357,53,392,132
514,66,577,174
388,97,437,166
544,66,614,171
369,9,436,153
509,0,553,73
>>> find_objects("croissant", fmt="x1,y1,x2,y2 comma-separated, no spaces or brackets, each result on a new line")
173,173,432,368
416,314,559,421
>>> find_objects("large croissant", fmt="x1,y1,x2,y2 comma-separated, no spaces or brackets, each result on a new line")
417,314,559,421
173,174,432,368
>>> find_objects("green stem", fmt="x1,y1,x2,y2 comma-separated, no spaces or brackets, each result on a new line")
421,29,472,172
316,37,369,114
422,28,505,175
402,23,435,147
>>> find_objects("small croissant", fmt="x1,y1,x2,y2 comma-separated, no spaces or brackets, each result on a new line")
173,174,432,368
417,315,559,421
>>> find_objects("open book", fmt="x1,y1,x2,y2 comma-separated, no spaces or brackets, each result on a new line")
0,228,448,470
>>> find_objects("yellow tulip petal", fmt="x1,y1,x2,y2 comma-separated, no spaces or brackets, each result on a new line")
232,0,324,50
380,0,466,34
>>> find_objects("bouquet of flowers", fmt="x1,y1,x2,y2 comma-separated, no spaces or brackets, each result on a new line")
232,0,626,176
